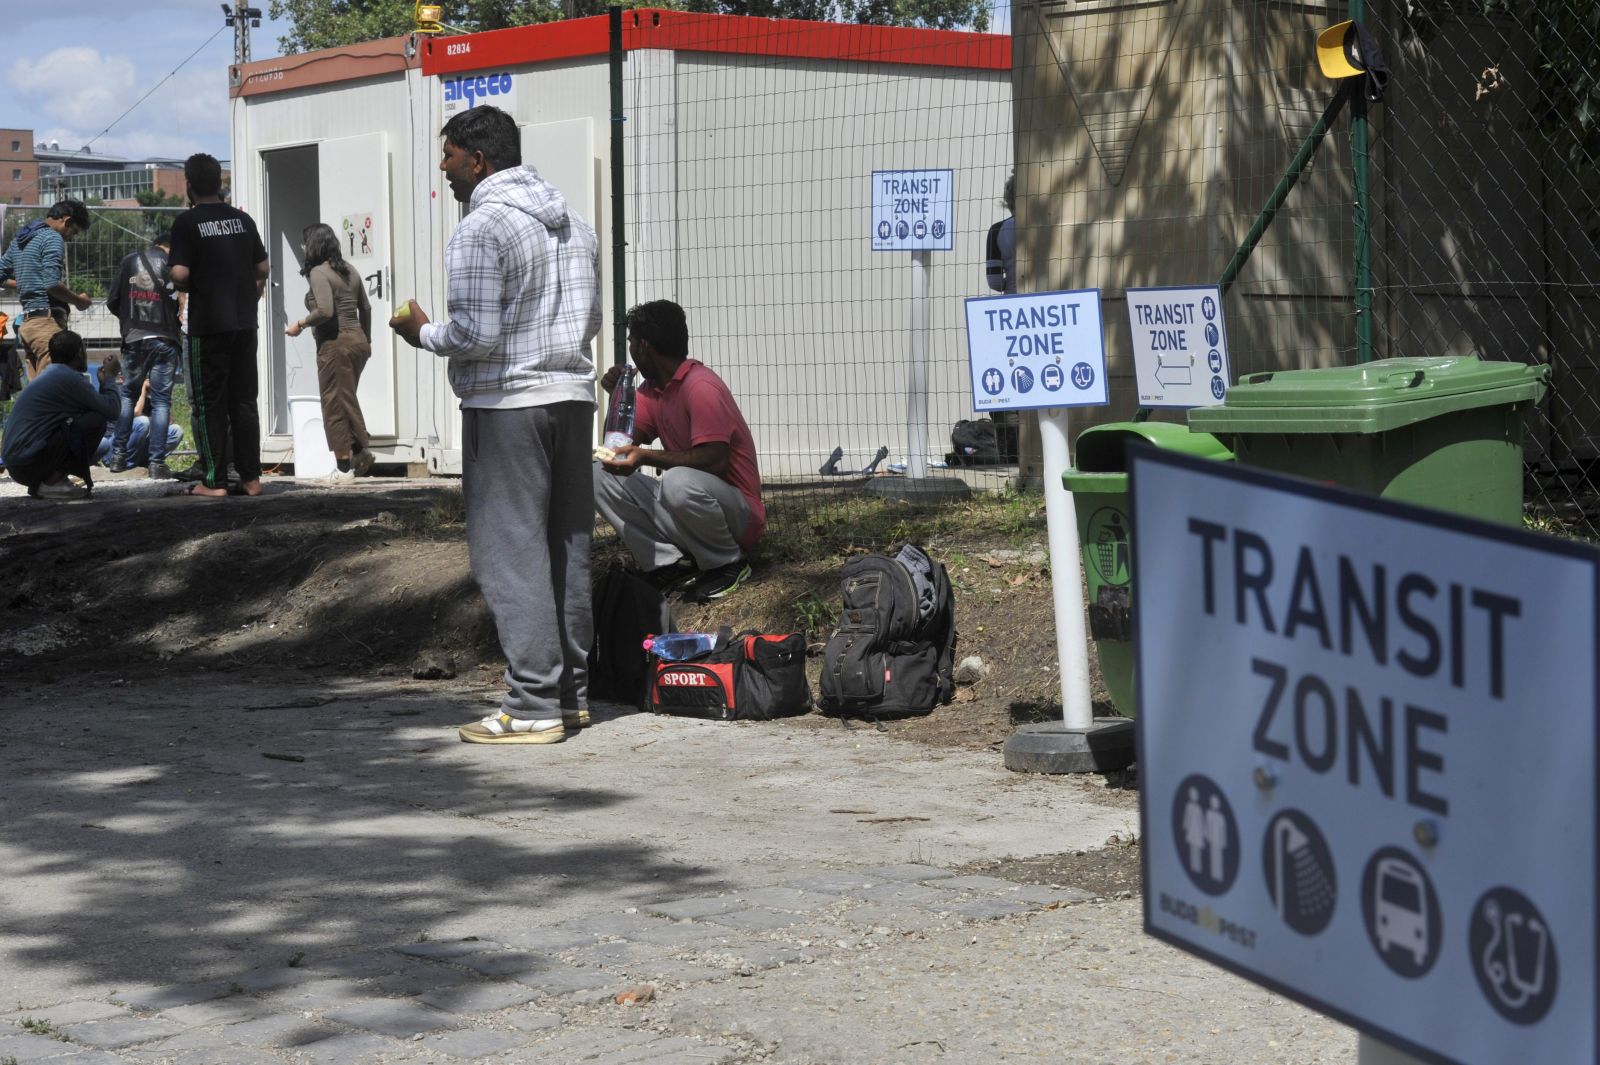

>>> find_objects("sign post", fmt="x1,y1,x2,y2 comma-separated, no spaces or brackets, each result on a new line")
964,289,1132,772
1132,450,1598,1064
869,169,965,498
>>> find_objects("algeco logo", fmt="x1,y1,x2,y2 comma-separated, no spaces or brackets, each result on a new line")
442,72,512,109
659,672,714,687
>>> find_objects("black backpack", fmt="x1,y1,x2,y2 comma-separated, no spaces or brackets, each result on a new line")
946,418,1002,466
819,544,957,717
588,569,674,703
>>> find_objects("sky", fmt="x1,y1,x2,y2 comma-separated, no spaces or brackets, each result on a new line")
5,0,294,172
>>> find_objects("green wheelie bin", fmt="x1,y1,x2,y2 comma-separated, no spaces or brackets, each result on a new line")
1063,422,1233,717
1187,356,1548,525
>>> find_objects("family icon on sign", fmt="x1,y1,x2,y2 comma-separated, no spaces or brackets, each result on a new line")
1172,775,1239,895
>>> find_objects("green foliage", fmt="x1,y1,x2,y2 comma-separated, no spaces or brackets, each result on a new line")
1407,1,1600,164
268,0,987,53
790,591,832,636
267,0,562,53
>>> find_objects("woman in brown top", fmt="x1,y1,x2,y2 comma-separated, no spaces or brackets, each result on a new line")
286,222,373,480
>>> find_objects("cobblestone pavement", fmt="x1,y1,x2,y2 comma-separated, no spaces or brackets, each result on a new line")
0,867,1347,1064
0,679,1351,1063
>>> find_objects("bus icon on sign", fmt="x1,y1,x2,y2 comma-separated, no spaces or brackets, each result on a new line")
1375,859,1430,967
913,220,927,239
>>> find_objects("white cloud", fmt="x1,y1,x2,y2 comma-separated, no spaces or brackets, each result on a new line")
9,47,139,130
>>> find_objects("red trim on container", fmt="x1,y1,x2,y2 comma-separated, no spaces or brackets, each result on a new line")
231,36,420,99
419,8,1007,76
422,15,616,75
640,9,1008,71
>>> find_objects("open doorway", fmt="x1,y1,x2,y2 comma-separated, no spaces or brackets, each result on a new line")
261,145,320,437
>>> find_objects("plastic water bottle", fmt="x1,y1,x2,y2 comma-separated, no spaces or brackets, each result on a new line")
643,632,717,661
603,366,638,450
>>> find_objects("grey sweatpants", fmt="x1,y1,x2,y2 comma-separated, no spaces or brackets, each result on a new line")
464,402,594,721
593,462,751,571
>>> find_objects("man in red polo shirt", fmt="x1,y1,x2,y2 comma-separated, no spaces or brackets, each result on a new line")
594,300,764,602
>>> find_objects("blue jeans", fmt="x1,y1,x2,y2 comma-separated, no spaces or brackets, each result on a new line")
97,417,184,468
113,337,179,465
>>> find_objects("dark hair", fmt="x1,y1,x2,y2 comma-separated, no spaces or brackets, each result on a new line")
48,199,90,231
1003,170,1015,213
184,153,223,197
97,351,121,385
299,222,351,280
153,228,172,246
440,105,521,172
626,300,689,362
49,330,86,372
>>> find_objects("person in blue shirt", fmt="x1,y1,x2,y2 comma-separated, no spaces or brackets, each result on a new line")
0,200,93,379
0,330,117,499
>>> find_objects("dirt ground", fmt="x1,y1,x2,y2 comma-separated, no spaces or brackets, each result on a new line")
2,479,1118,741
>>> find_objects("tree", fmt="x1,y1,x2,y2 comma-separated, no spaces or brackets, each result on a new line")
269,0,988,53
1407,1,1600,164
267,0,563,54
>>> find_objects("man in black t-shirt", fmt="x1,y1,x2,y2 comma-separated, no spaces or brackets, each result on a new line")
168,153,270,497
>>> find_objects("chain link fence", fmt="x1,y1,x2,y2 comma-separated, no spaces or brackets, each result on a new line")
610,0,1599,543
11,3,1598,546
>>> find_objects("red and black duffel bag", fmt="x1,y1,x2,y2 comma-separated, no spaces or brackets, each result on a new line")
646,630,811,721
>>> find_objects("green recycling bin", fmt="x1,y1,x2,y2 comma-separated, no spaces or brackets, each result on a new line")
1063,422,1233,717
1187,356,1548,525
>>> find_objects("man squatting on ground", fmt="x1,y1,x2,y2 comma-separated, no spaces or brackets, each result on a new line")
168,152,270,498
389,105,602,746
594,300,764,602
0,331,116,500
0,200,93,379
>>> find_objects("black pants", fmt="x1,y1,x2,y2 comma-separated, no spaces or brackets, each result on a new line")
187,329,262,488
8,415,106,490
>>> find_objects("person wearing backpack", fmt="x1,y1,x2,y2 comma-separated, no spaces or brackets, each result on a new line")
593,300,765,603
104,229,184,479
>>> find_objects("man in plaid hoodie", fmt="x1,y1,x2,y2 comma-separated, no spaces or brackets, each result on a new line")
391,105,602,746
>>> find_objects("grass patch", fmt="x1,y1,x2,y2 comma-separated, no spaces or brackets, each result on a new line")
759,486,1046,563
18,1017,69,1042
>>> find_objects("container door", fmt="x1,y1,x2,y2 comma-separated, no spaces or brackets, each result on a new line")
318,133,395,438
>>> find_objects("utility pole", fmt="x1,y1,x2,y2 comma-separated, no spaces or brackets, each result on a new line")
221,2,263,66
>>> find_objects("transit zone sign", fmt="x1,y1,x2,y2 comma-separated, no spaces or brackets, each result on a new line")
1130,450,1599,1065
1125,284,1231,408
963,289,1107,412
871,169,953,252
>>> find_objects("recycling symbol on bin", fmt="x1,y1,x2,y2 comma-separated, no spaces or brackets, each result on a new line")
1086,507,1131,586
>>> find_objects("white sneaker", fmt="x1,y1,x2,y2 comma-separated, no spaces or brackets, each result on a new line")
458,713,566,745
322,468,356,485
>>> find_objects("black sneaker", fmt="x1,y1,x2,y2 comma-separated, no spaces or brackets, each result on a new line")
687,560,751,602
148,462,174,480
641,560,697,594
174,464,206,483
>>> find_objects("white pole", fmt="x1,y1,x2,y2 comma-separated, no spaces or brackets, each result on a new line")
907,248,931,480
1039,406,1094,729
1357,1035,1428,1065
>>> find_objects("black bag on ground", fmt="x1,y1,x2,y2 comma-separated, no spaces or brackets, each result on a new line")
819,544,957,717
946,418,1002,466
646,628,812,721
588,569,674,703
